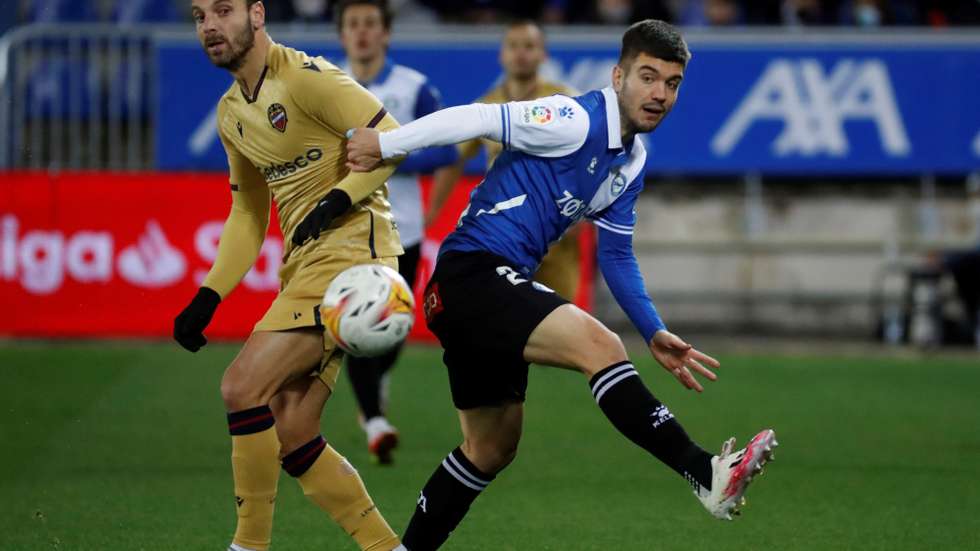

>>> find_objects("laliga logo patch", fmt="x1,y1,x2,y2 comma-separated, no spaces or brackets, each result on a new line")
523,105,554,125
268,103,288,133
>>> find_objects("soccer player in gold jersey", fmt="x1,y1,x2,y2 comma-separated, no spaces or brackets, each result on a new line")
174,1,406,550
426,20,585,300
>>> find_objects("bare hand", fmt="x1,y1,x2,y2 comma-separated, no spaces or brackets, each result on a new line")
649,330,720,392
345,128,383,172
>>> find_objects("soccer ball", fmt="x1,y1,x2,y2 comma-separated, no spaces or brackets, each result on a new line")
321,264,415,357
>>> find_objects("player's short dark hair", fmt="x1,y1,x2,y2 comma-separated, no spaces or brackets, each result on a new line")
619,19,691,70
334,0,393,32
245,0,260,7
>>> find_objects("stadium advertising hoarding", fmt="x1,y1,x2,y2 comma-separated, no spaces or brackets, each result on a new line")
0,172,593,338
156,36,980,175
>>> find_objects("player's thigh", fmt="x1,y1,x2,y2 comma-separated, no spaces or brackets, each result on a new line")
458,402,524,474
425,251,565,410
221,327,324,409
523,303,627,377
270,375,332,454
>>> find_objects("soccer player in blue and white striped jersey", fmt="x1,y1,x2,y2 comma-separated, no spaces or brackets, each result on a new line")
348,19,778,549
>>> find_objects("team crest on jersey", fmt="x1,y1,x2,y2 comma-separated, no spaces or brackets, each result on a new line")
522,105,553,125
267,103,288,133
611,171,628,196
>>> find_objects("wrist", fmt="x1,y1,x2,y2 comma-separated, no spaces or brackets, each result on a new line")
196,286,222,308
378,131,396,160
319,188,353,218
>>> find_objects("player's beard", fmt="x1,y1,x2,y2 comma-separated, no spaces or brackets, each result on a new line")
207,17,256,72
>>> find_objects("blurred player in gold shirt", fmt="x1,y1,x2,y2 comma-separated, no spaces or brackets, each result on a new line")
173,2,406,550
427,20,585,300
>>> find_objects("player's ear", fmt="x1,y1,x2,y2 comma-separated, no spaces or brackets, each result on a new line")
612,64,624,92
250,0,265,30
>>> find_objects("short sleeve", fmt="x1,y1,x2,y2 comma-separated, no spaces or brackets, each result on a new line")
500,94,589,158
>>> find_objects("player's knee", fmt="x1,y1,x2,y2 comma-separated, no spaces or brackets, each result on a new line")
462,434,520,474
221,363,270,411
577,320,627,376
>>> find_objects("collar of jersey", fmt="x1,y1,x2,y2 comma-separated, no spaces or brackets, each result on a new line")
601,87,622,150
239,65,269,104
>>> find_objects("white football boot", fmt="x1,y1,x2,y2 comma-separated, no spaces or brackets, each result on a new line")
696,429,778,520
364,416,400,465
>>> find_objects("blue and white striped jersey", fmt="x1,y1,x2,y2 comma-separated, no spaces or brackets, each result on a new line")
442,87,645,273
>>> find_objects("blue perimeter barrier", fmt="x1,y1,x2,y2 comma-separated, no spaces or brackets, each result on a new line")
155,29,980,175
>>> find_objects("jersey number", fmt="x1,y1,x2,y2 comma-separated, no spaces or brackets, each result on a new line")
496,266,527,285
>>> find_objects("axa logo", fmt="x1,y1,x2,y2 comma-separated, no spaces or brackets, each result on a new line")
712,58,910,158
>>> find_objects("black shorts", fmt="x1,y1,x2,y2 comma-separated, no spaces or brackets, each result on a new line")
423,250,569,410
399,242,421,288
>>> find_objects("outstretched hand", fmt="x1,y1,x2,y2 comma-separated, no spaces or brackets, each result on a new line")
649,330,720,392
345,128,383,172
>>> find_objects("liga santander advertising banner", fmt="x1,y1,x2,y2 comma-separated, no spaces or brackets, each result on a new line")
0,172,457,339
1,172,594,339
156,35,980,175
1,172,284,338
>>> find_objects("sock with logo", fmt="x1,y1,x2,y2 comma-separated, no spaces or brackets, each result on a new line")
402,447,495,551
589,361,713,491
228,406,281,551
282,435,400,551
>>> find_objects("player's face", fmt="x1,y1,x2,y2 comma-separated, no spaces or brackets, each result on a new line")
339,5,390,64
613,53,685,135
191,0,259,71
500,24,546,81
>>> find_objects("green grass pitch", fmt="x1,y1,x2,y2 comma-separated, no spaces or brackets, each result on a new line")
1,342,978,550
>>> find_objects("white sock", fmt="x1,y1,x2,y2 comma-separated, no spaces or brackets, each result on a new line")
229,544,258,551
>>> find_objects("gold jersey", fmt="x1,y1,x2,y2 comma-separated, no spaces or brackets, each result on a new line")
203,42,402,298
458,79,577,169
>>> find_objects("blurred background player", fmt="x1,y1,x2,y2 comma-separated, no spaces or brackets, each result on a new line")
335,0,458,465
174,1,406,550
426,20,586,301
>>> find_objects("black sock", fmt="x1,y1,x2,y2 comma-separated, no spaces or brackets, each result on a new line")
590,362,713,491
347,345,400,420
403,447,495,551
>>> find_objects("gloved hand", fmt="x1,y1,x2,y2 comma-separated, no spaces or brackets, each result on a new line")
173,287,221,352
291,188,353,246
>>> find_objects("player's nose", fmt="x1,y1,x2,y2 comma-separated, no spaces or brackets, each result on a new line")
650,81,667,101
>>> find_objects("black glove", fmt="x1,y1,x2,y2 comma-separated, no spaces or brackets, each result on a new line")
173,287,221,352
291,188,353,247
